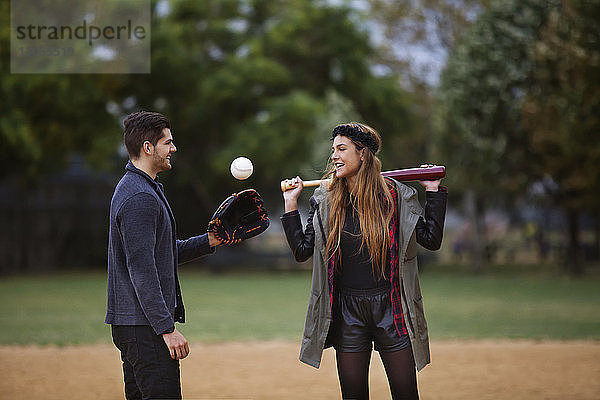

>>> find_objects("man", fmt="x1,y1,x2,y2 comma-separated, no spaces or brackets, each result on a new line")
106,111,221,399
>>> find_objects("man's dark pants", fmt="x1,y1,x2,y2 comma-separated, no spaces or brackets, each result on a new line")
112,325,181,400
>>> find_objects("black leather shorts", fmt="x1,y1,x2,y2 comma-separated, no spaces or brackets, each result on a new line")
332,285,410,353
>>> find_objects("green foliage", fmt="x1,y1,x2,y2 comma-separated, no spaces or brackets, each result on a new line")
432,0,600,273
100,0,414,218
213,90,326,185
434,0,561,196
0,0,418,271
434,0,600,210
367,0,489,84
523,0,600,211
0,74,122,182
0,269,598,345
364,0,493,178
1,0,414,238
0,0,121,182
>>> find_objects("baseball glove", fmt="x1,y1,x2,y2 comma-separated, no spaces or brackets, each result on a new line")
207,189,270,245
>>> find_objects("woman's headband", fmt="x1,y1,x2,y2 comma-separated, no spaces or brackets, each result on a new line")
331,124,379,154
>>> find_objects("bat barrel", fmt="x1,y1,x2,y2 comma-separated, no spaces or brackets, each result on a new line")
381,166,445,181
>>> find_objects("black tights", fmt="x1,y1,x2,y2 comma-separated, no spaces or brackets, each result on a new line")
336,347,418,400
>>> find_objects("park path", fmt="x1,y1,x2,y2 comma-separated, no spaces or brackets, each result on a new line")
1,340,599,399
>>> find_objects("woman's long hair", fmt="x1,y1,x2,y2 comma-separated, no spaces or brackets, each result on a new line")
325,123,393,279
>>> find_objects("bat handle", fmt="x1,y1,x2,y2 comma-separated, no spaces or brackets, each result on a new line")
280,178,327,192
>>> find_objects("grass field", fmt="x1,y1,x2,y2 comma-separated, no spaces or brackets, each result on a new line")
1,266,599,345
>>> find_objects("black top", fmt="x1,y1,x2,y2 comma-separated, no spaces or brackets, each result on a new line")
337,199,390,290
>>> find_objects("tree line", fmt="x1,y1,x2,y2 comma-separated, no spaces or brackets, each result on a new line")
1,0,598,274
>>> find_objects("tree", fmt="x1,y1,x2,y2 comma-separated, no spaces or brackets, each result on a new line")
433,0,561,271
1,0,123,270
111,0,414,237
363,0,492,193
0,0,120,182
434,0,600,274
523,0,600,274
367,0,489,86
1,0,415,270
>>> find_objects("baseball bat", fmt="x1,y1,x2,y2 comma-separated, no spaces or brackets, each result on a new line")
280,165,445,192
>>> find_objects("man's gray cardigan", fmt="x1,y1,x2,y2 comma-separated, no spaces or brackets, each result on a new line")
105,161,213,335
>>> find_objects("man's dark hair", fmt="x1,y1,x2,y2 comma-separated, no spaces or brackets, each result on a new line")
123,111,171,159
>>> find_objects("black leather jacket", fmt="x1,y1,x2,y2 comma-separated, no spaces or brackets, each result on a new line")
281,188,447,262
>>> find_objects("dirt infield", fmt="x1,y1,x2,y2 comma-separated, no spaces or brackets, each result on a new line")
1,340,599,399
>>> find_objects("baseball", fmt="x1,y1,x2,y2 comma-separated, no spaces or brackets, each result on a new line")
230,156,253,180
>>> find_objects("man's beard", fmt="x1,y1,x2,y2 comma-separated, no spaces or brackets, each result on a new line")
153,153,171,172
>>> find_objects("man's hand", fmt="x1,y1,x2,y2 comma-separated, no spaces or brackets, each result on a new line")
208,231,222,247
162,328,190,360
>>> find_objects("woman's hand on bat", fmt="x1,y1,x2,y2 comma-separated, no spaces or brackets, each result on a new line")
283,176,303,212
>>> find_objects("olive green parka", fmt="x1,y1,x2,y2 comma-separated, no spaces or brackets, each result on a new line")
281,179,446,371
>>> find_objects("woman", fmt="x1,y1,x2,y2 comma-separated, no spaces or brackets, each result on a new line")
280,123,447,399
